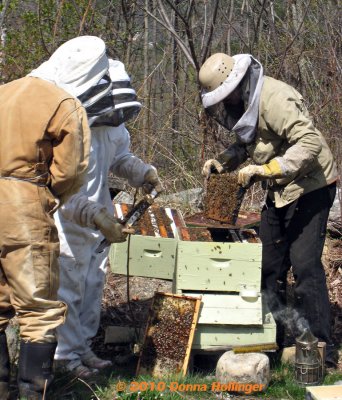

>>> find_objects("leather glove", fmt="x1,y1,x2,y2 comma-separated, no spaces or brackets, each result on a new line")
93,209,134,243
238,159,283,187
142,168,163,194
202,159,225,179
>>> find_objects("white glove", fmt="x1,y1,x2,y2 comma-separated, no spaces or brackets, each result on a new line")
202,159,225,179
238,159,283,187
93,209,133,243
142,168,163,194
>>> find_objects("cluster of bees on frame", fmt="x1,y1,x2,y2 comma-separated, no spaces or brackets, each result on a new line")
204,172,242,223
140,295,196,373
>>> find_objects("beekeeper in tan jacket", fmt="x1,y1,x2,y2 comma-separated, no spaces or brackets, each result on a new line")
0,36,122,400
200,53,338,368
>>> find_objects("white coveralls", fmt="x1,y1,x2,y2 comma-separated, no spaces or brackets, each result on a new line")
54,124,151,362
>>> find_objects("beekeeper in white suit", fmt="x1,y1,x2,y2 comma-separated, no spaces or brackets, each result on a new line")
54,59,163,378
0,35,111,399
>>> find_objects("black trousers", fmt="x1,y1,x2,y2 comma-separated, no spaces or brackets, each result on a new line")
260,183,336,346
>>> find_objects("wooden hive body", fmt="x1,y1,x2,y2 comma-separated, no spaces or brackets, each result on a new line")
109,204,276,350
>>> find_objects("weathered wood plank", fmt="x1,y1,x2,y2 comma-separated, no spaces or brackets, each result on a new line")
306,385,342,400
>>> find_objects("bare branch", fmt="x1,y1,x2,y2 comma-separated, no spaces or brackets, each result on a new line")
276,0,312,78
201,0,220,64
144,2,195,68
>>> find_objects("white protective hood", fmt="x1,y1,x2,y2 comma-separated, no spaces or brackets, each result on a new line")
28,36,109,97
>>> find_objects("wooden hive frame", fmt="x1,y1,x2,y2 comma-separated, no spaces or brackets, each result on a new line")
136,292,201,377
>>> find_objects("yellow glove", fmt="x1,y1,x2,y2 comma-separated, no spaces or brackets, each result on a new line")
202,159,225,179
93,209,133,243
238,159,283,187
142,168,163,194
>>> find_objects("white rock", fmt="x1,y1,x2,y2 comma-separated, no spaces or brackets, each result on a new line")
216,351,270,392
281,346,296,365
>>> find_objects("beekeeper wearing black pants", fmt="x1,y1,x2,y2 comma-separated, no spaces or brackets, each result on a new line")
199,53,338,368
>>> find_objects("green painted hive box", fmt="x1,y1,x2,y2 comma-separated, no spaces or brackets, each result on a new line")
174,241,262,293
109,235,177,280
108,205,276,349
192,308,276,350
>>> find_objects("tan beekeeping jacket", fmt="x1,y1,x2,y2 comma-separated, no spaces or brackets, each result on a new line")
246,76,338,207
0,76,90,203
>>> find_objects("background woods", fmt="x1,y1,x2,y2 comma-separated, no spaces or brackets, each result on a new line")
0,0,341,207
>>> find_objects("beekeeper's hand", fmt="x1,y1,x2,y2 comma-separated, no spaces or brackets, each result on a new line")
217,145,247,172
201,159,224,179
94,209,134,243
238,159,283,187
142,167,163,194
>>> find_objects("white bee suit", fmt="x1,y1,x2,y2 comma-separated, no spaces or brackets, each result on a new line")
54,124,151,362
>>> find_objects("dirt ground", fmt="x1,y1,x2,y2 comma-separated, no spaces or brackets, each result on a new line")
96,235,342,372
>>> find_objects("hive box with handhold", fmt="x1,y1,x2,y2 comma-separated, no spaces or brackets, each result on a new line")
109,204,276,350
174,239,275,350
109,235,177,280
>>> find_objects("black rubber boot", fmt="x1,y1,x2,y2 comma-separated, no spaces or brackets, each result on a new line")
18,341,57,400
0,331,10,400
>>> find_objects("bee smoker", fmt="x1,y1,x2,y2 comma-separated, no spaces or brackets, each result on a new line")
294,328,324,386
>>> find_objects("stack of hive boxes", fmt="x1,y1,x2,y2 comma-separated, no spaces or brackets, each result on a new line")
109,201,276,351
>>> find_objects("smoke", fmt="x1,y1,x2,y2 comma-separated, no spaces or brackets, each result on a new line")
271,307,309,335
285,309,310,335
263,290,311,338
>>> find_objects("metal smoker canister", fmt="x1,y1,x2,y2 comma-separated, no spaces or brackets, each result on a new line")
294,328,323,386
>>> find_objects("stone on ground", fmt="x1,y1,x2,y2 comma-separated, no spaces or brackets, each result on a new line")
216,350,270,391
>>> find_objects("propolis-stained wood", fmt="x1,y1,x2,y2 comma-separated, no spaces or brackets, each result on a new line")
204,173,244,224
136,292,201,377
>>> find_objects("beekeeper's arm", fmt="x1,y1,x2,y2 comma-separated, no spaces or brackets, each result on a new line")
58,126,161,241
238,89,322,187
48,99,90,203
59,190,131,243
202,141,248,179
110,126,163,193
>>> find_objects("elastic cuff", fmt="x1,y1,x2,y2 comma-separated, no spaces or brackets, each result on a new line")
262,159,282,176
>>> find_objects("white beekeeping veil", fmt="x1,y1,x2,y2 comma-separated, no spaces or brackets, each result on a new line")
85,59,142,127
201,54,264,144
28,36,110,99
